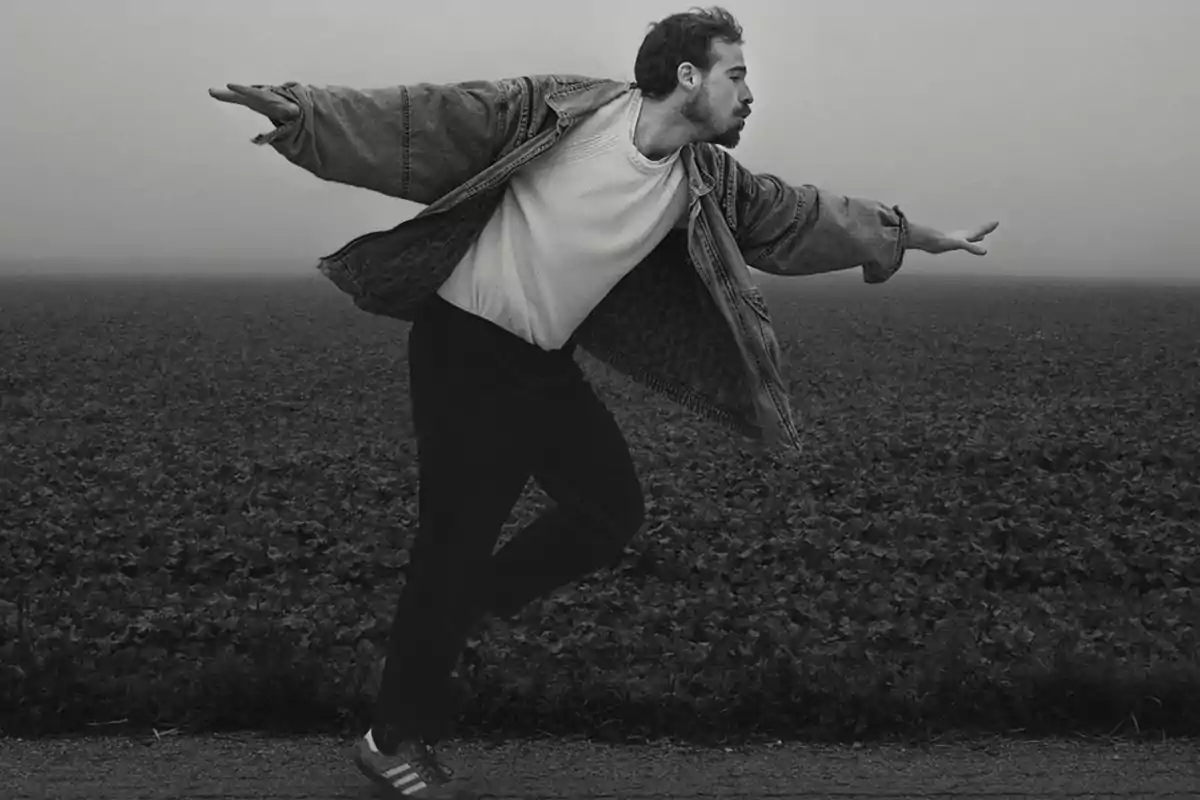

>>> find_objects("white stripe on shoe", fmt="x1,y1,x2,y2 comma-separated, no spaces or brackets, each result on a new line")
383,764,427,795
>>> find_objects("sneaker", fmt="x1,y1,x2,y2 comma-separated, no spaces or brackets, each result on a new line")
354,729,477,799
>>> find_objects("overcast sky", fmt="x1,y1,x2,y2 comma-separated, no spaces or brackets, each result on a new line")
1,0,1196,280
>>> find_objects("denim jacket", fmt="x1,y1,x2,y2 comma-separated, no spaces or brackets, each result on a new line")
253,74,909,453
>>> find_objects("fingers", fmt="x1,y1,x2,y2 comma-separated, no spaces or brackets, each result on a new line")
207,83,274,106
208,84,259,106
967,221,1000,241
227,83,269,97
953,235,988,255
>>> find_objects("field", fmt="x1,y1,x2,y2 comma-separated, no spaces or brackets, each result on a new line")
1,271,1197,743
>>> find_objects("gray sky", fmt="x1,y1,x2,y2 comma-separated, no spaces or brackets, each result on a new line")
1,0,1197,280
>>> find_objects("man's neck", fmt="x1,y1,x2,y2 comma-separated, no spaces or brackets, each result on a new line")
634,95,696,161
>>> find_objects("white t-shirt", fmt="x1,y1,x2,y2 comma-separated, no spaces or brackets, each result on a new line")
436,88,689,350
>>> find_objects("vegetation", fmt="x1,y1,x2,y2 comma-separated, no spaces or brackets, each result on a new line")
2,272,1196,743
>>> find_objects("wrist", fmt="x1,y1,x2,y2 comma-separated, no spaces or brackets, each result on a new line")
905,222,943,253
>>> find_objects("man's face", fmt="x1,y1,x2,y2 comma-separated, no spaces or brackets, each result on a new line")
681,39,754,149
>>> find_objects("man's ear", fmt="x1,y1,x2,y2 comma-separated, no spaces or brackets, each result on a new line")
676,62,700,91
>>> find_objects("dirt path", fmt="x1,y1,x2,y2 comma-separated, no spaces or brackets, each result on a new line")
3,733,1196,798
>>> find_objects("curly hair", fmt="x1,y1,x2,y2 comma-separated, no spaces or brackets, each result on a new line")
634,6,744,100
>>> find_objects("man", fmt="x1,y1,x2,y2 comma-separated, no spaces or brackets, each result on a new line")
211,7,997,798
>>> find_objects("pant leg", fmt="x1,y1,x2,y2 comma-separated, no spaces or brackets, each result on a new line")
482,359,646,621
373,297,548,745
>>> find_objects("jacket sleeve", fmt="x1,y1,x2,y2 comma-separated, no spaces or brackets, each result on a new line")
249,78,528,205
729,159,909,283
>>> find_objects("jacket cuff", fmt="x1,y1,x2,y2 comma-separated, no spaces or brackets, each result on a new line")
862,204,908,284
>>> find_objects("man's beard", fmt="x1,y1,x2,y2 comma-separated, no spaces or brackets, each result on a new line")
682,88,742,149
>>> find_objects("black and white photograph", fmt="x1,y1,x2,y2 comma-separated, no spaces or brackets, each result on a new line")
2,2,1197,798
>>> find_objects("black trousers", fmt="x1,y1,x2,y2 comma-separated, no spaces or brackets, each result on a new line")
372,294,645,745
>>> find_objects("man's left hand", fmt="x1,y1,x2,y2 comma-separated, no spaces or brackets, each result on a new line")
910,220,1000,256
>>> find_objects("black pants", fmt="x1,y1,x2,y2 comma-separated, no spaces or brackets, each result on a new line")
372,294,645,745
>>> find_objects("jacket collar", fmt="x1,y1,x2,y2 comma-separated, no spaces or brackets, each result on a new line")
544,77,632,123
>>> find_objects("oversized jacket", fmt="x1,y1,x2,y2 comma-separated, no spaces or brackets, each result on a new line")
252,74,909,453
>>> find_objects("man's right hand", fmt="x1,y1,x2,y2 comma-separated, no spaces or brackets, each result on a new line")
208,83,299,125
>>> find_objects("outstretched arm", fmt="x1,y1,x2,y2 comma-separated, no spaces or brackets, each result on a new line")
208,79,527,205
727,157,997,282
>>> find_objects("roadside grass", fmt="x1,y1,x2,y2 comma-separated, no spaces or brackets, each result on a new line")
2,273,1196,742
